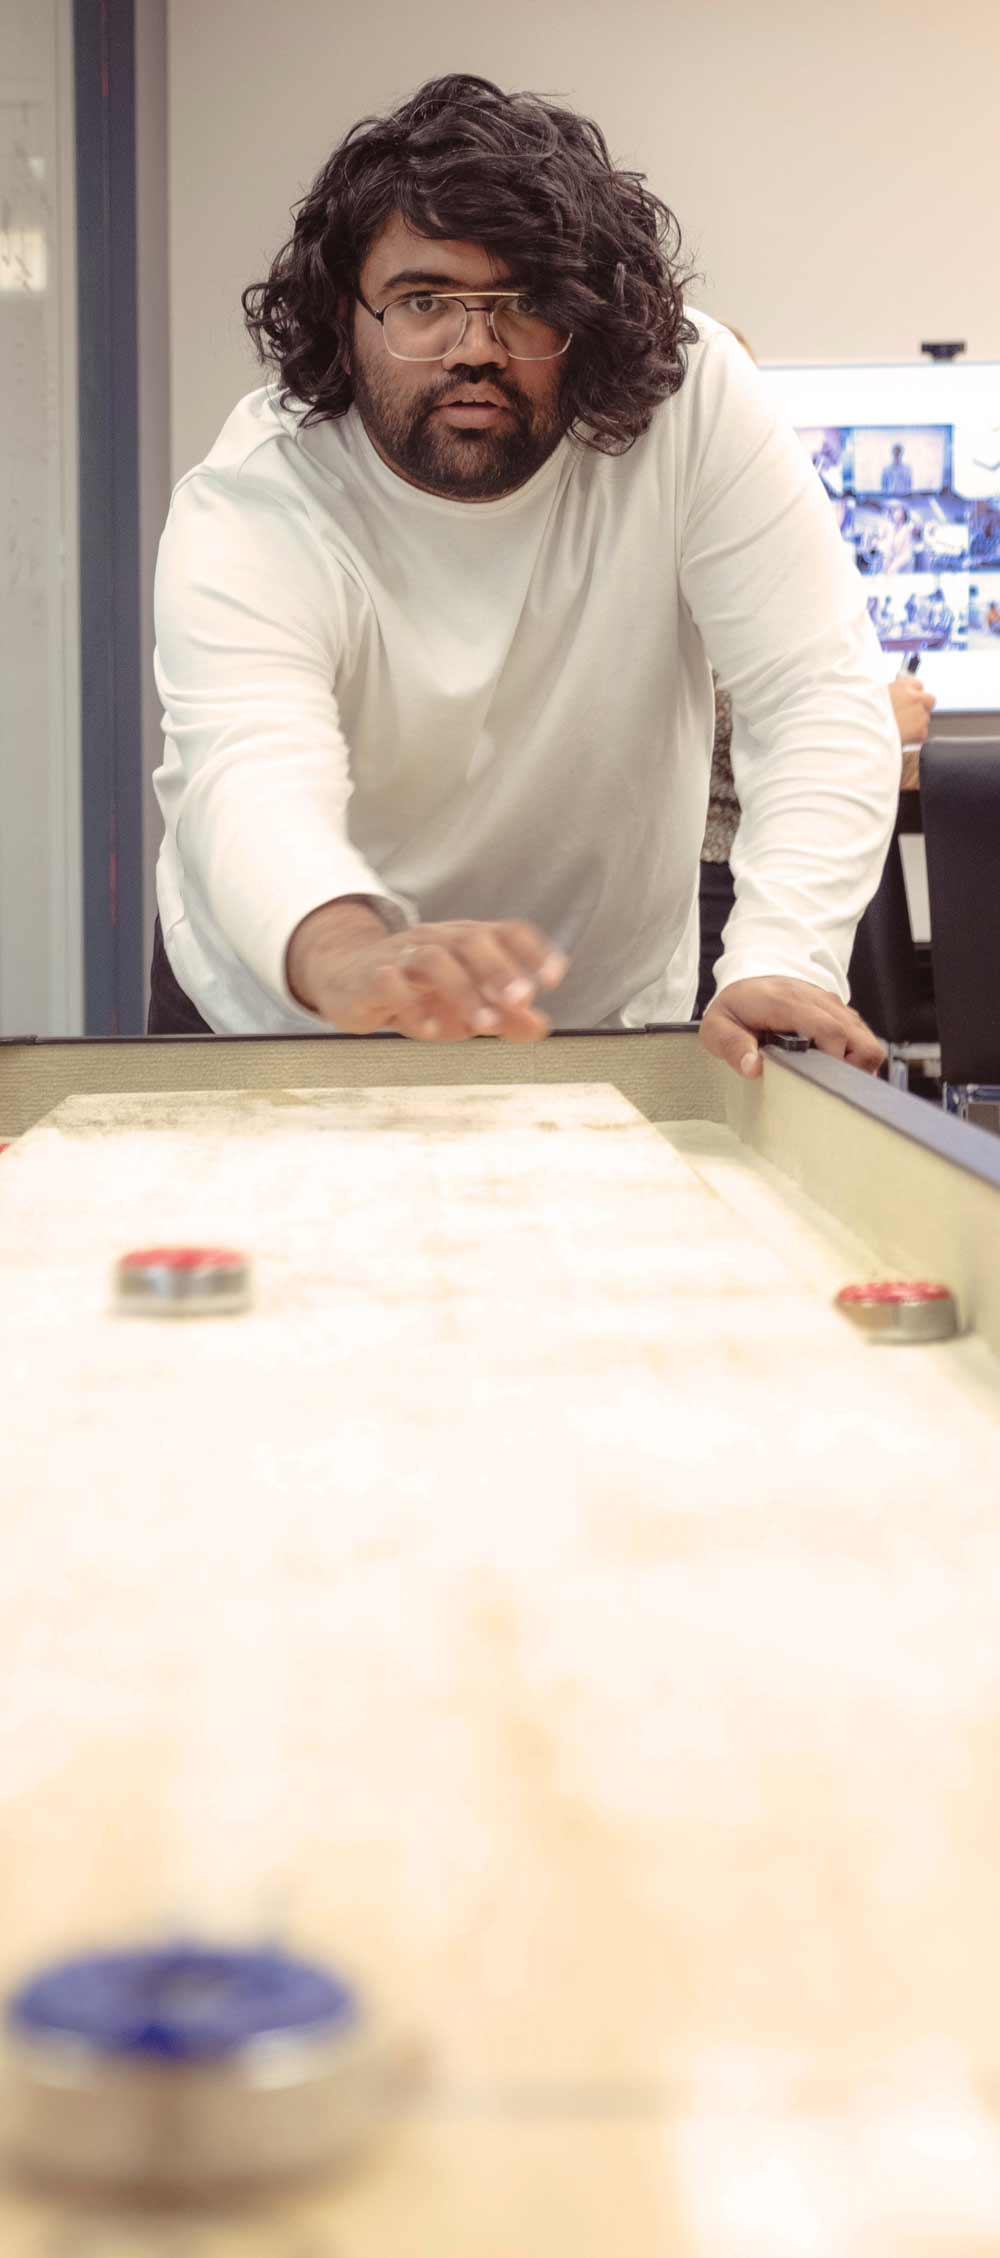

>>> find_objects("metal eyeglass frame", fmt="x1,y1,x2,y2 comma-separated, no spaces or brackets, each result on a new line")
354,289,573,363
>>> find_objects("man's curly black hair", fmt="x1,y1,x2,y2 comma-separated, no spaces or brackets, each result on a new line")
242,74,701,455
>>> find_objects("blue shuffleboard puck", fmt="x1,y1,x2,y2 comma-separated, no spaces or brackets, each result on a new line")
4,1942,405,2197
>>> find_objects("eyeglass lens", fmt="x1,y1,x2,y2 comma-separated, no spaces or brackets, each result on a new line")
383,295,570,362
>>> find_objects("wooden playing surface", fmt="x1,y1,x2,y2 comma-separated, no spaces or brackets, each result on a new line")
2,1079,1000,2255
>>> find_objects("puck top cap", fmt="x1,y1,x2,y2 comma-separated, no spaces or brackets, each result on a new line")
115,1245,251,1317
7,1946,356,2063
834,1280,958,1341
119,1247,245,1272
836,1281,952,1304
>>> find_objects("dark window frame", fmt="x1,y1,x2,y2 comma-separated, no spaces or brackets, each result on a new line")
73,0,144,1034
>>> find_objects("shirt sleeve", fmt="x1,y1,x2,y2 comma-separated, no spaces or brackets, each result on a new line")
677,329,901,1001
153,464,416,1015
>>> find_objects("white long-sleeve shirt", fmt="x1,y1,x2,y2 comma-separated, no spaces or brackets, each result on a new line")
152,310,900,1033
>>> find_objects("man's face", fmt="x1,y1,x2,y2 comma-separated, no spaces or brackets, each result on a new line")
346,214,570,501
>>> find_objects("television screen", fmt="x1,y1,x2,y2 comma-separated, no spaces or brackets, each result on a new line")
758,359,1000,714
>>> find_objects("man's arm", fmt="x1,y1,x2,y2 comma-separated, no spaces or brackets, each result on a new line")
156,471,570,1041
678,329,900,1067
154,469,414,1022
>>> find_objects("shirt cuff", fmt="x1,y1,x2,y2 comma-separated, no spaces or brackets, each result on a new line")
223,857,419,1027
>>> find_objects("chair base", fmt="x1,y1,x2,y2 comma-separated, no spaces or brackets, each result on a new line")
886,1040,941,1092
943,1083,1000,1137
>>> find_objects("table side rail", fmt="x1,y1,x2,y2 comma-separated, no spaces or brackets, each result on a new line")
0,1029,724,1139
731,1048,1000,1363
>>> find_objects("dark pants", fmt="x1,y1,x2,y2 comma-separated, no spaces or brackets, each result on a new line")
147,916,213,1035
695,858,736,1020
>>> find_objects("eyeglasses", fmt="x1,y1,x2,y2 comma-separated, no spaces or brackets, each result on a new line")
356,289,573,364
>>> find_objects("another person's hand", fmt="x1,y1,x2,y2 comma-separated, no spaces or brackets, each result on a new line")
888,674,935,790
286,897,569,1040
700,975,885,1079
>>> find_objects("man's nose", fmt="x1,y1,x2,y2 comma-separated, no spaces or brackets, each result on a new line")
442,308,509,366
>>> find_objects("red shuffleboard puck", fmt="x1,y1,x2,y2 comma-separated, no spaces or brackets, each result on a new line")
834,1280,958,1343
114,1245,252,1318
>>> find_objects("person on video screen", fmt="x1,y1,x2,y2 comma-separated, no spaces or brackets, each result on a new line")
924,587,954,638
883,505,916,574
881,442,913,495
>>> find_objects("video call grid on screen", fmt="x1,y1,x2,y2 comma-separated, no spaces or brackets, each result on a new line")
759,360,1000,715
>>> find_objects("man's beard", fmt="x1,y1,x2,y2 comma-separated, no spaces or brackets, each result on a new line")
350,357,566,500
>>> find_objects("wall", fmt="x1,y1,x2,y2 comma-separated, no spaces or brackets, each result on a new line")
165,0,1000,480
0,0,83,1037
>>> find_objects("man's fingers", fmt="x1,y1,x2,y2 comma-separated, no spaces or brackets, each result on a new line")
451,932,540,1011
400,943,499,1034
837,1019,885,1073
800,1001,884,1073
491,999,552,1041
389,952,551,1042
301,919,567,1043
699,1005,763,1079
400,934,557,1039
334,963,457,1039
455,931,545,1009
449,922,568,1010
700,979,886,1081
494,921,569,991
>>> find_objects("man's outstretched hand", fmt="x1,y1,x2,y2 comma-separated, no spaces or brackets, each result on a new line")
700,976,885,1079
286,897,569,1040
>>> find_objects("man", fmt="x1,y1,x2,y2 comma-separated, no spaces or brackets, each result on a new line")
924,587,954,641
856,513,885,575
883,506,916,575
811,434,843,496
880,443,913,496
151,73,899,1078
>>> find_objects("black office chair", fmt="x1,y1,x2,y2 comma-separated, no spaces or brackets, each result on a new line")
921,737,1000,1132
848,801,938,1089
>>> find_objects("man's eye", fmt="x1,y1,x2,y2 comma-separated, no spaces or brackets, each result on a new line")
407,294,443,314
511,294,541,316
